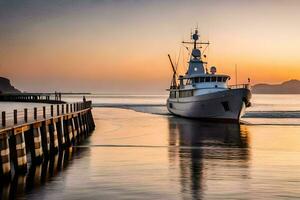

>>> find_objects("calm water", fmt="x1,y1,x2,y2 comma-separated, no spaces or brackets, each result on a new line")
1,94,300,199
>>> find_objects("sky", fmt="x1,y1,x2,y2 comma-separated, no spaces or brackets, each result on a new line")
0,0,300,92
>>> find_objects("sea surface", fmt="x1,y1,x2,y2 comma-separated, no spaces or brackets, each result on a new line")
1,94,300,199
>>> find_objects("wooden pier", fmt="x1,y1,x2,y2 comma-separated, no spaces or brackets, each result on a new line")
0,93,65,104
0,101,95,178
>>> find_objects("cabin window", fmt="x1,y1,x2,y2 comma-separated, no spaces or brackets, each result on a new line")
199,77,204,82
194,78,199,83
223,77,228,82
179,90,193,98
205,77,210,82
211,77,216,82
217,77,222,82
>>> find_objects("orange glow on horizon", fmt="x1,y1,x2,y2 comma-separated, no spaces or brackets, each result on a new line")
1,0,300,92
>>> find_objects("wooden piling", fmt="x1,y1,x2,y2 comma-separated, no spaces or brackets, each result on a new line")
40,121,51,157
56,117,65,148
0,132,11,176
2,112,5,127
71,117,78,143
24,109,28,123
49,119,59,153
63,116,74,146
30,123,43,163
57,105,59,116
50,105,54,117
34,108,37,120
43,107,46,119
10,128,27,173
14,110,17,125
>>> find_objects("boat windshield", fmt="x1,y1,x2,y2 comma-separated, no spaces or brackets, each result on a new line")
192,76,228,83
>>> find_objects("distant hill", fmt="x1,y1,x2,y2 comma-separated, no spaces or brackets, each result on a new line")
252,79,300,94
0,77,20,93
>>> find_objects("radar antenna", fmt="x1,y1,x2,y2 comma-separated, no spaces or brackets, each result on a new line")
182,28,210,62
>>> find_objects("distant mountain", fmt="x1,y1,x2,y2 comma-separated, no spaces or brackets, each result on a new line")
0,77,20,93
252,79,300,94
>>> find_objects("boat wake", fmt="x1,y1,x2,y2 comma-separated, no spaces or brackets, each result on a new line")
93,103,300,120
243,111,300,118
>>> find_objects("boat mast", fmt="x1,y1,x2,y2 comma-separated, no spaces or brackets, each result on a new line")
182,29,210,60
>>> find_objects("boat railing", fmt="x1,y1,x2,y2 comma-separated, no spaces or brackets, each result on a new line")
228,84,251,90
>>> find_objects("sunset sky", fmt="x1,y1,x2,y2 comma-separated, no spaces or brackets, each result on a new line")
1,0,300,92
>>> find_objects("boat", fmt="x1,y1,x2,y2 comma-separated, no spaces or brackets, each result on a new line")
166,29,251,122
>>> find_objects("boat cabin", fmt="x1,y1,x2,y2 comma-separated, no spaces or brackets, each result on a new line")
178,74,230,88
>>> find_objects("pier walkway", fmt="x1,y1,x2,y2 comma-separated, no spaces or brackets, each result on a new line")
0,93,65,104
0,101,95,178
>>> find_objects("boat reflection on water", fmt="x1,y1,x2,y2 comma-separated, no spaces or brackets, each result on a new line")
168,117,250,199
0,147,89,200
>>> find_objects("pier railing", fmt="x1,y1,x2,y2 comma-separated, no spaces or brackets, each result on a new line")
229,84,251,90
0,101,91,129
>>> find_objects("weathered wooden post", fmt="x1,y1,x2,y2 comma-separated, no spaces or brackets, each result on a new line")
75,114,82,141
57,105,60,116
51,105,54,117
63,116,73,146
10,127,27,173
30,123,44,163
72,114,79,142
89,110,95,130
43,106,46,119
79,113,87,136
40,121,51,157
76,113,82,139
48,153,59,177
24,108,28,123
83,112,90,134
71,116,78,143
2,111,6,127
56,117,65,148
14,110,17,125
34,107,37,120
67,116,74,144
86,110,94,131
0,132,11,177
49,119,59,153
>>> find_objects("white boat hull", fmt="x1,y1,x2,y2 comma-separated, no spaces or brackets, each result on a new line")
167,88,251,122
